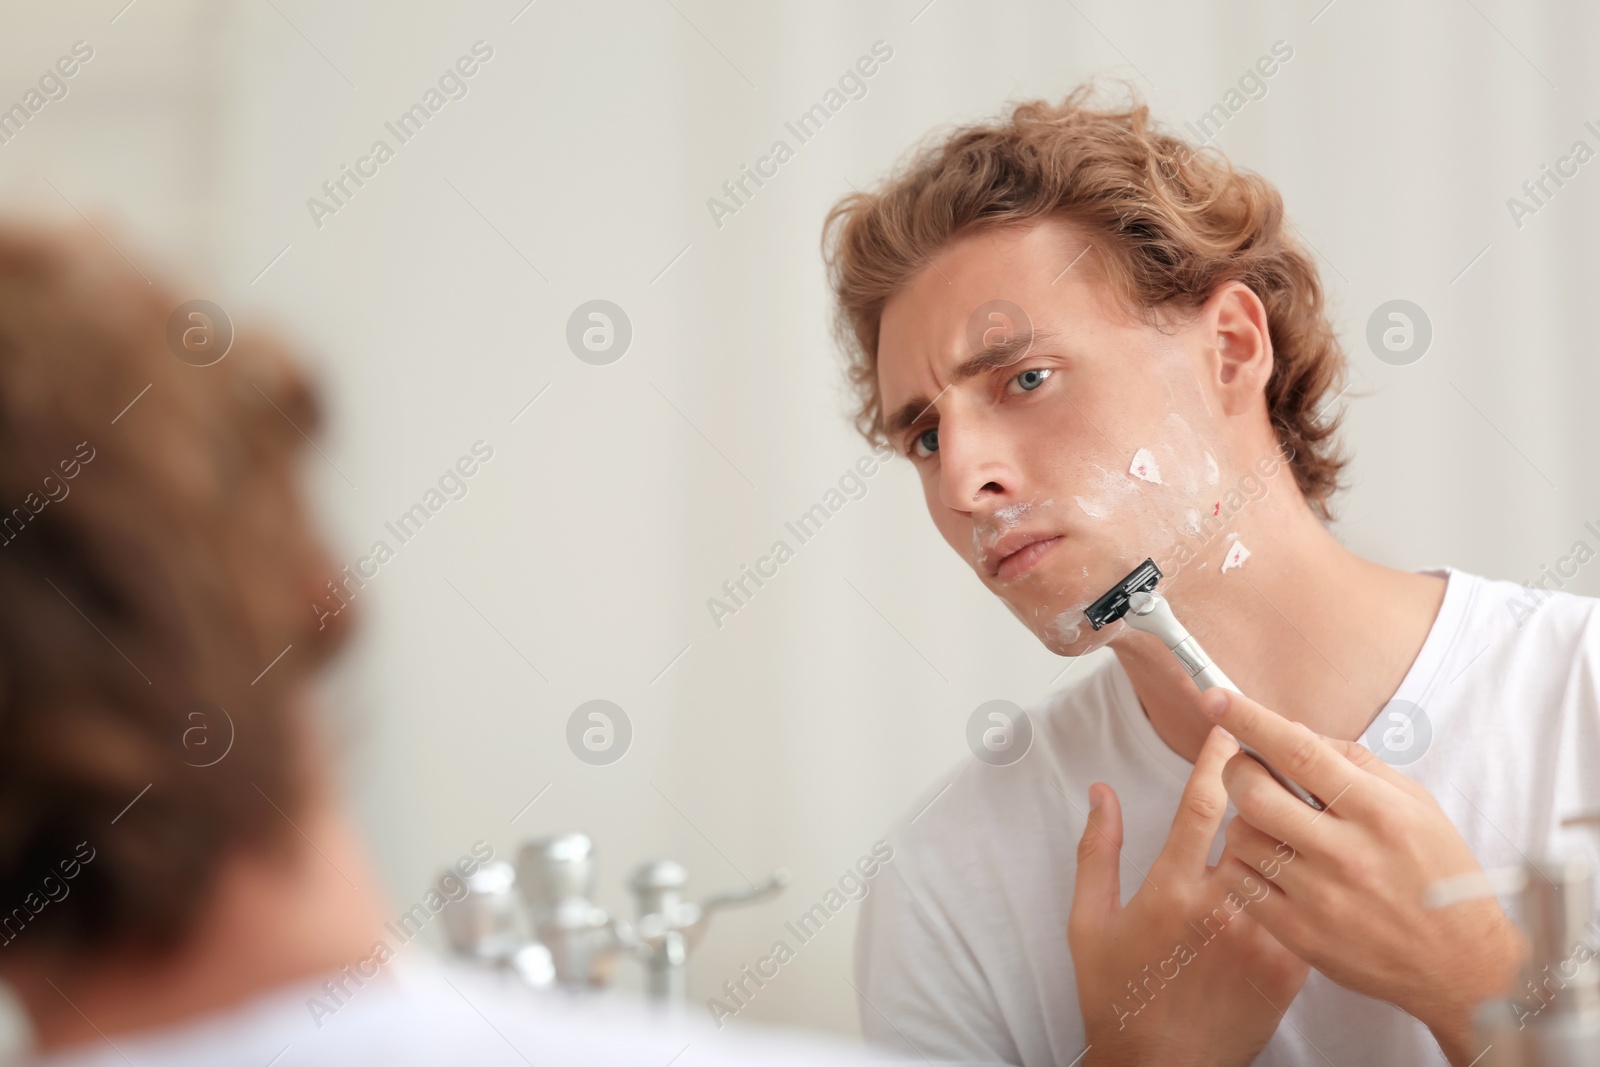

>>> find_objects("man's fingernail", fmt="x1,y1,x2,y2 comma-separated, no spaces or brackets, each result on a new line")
1200,689,1229,718
1089,788,1102,812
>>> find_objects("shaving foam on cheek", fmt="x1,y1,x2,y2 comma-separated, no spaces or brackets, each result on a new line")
1108,406,1245,583
1160,413,1213,497
1075,462,1141,520
1132,336,1243,521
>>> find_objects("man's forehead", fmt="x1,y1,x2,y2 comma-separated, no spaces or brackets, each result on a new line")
882,216,1093,336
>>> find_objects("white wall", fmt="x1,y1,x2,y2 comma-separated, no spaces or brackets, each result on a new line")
3,0,1596,1039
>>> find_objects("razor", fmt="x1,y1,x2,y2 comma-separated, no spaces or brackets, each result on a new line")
1086,559,1325,811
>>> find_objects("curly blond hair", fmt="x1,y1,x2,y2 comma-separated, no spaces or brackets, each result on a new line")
821,83,1348,518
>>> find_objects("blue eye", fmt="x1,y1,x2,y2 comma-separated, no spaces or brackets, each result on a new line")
912,426,939,458
1010,368,1053,394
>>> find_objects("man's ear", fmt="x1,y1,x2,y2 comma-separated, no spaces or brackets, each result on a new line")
1207,282,1273,416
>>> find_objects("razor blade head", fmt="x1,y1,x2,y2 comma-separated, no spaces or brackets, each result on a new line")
1083,559,1162,630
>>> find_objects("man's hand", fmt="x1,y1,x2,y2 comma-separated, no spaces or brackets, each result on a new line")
1202,687,1528,1067
1069,725,1310,1067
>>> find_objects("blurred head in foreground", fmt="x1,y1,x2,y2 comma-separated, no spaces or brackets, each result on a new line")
0,222,380,1049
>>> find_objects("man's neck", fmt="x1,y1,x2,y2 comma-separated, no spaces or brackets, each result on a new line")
2,800,390,1054
1112,500,1448,765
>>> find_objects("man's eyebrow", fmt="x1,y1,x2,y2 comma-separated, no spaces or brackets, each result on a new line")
884,326,1061,436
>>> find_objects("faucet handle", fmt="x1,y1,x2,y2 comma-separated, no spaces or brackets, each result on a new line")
626,862,791,946
699,868,791,916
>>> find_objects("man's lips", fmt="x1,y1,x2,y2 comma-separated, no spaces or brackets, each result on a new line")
988,530,1064,581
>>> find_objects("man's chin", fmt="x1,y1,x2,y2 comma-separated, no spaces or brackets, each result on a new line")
1040,613,1119,658
986,549,1133,655
1000,593,1118,658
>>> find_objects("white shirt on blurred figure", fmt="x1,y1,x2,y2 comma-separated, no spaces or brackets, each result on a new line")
21,954,942,1067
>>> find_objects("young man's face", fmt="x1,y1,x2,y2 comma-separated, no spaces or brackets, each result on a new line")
876,215,1273,655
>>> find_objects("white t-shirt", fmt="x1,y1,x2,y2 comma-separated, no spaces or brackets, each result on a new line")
854,568,1600,1066
20,955,908,1067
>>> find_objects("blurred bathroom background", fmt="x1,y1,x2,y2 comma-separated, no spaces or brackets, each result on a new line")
1,0,1593,1037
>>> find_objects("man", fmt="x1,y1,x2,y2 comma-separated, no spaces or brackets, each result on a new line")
823,86,1600,1065
0,225,899,1066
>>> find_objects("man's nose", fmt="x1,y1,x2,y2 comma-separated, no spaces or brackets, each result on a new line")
937,418,1013,512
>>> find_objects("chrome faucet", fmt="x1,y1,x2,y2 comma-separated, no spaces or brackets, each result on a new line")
439,831,788,1002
